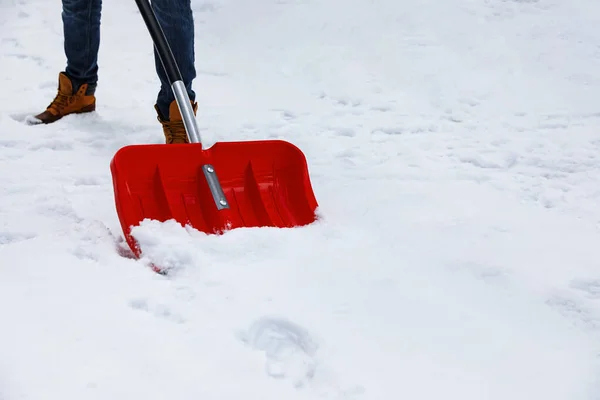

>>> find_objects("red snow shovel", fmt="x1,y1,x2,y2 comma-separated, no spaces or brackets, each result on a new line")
110,0,318,258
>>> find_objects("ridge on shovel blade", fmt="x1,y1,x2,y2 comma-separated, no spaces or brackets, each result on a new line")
110,140,318,258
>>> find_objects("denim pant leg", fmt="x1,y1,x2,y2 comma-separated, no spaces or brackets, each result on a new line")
62,0,102,91
151,0,196,119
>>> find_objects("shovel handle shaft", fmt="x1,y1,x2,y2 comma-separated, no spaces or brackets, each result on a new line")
134,0,181,85
134,0,203,145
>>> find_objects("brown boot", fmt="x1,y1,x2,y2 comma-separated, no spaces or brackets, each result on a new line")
155,100,198,144
34,72,96,124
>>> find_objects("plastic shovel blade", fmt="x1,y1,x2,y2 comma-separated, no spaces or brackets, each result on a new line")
110,140,318,257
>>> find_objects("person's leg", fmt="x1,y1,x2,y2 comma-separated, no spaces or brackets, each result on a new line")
34,0,101,123
62,0,102,91
151,0,196,120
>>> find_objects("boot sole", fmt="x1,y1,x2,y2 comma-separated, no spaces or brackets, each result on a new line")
34,102,97,125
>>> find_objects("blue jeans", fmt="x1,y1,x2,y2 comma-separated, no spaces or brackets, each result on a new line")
61,0,196,119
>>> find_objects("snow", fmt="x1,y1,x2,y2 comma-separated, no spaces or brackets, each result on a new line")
1,0,600,398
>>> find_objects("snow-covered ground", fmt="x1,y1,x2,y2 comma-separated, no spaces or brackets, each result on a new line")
2,0,600,398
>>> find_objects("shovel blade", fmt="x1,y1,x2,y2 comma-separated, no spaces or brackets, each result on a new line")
110,140,318,256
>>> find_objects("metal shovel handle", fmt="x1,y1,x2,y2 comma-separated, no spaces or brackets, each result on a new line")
134,0,203,146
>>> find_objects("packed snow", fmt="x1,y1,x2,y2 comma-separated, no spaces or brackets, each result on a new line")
1,0,600,398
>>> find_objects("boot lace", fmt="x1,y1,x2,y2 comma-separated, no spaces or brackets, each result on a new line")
47,92,75,115
163,120,190,144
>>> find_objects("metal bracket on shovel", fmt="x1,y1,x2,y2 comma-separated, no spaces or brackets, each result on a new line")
135,0,229,210
202,164,229,210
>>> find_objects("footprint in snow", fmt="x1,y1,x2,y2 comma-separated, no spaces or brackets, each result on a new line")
570,279,600,300
73,177,101,186
238,317,319,388
0,38,19,45
0,139,21,148
192,1,218,12
29,140,74,151
8,113,41,125
129,298,186,324
5,52,45,66
0,231,36,245
546,294,600,332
